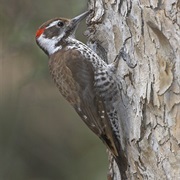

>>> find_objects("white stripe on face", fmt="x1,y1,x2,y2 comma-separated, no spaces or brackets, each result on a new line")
46,20,60,29
38,34,62,55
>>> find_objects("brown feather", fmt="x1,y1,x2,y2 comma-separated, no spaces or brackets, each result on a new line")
49,48,119,157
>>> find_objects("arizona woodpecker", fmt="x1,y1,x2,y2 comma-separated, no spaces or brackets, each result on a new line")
35,10,127,177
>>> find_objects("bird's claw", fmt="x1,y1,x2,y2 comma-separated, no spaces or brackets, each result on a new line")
114,47,137,69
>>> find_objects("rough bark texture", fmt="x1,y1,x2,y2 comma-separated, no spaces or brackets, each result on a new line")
87,0,180,179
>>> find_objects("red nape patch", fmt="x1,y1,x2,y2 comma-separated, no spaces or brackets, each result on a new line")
36,28,45,38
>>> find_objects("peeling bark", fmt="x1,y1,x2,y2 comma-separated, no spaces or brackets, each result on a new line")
87,0,180,179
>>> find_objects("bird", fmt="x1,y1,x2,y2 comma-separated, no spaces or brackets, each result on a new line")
35,10,127,178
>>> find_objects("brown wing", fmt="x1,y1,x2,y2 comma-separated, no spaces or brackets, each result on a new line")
49,49,118,157
65,49,103,134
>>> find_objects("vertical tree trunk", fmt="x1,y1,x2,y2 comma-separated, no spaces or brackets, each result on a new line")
87,0,180,179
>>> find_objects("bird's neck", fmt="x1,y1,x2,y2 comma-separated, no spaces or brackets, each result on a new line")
48,37,107,69
65,37,107,68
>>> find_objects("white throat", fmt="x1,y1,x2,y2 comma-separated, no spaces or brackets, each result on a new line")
37,33,65,55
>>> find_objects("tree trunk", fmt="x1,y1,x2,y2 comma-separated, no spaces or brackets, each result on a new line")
87,0,180,179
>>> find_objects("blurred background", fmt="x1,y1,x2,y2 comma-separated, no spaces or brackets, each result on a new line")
0,0,108,180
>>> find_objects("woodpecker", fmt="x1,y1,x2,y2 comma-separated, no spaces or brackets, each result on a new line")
35,10,127,178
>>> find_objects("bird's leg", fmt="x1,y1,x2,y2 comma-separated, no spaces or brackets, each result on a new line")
113,47,137,69
114,37,137,69
118,47,137,68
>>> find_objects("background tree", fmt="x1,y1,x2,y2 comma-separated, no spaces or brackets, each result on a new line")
1,0,179,179
87,0,180,179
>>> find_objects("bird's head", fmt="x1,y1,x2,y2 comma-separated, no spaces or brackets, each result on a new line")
36,10,92,55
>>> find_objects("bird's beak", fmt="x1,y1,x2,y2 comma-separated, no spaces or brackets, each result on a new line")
67,10,92,35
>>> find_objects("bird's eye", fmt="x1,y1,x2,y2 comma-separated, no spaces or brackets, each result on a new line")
57,21,64,27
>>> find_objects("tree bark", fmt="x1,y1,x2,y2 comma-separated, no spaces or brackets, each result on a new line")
87,0,180,179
